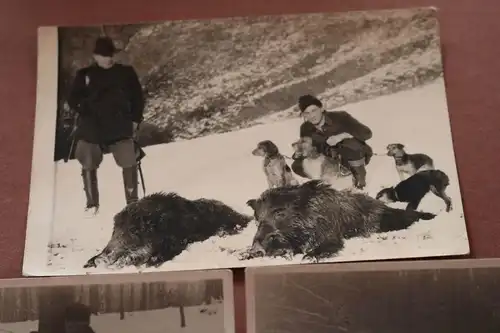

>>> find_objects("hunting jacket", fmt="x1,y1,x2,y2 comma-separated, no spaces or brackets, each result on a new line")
67,63,145,145
300,110,373,162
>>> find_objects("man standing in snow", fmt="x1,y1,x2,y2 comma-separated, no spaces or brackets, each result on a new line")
291,94,373,189
67,36,145,215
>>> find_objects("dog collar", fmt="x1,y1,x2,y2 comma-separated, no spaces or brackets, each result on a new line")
393,189,400,201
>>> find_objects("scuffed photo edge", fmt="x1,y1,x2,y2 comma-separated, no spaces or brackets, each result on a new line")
23,26,59,277
3,268,236,333
242,257,500,333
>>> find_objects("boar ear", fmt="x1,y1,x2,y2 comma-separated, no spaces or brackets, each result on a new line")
246,198,259,212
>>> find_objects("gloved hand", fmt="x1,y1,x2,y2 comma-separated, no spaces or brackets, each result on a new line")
326,133,353,146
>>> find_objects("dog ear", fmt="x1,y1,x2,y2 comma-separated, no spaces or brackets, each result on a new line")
397,143,405,149
265,141,279,156
246,199,259,212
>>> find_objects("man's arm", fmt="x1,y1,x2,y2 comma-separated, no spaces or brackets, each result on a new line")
300,122,329,153
127,66,145,125
336,111,372,141
67,69,88,114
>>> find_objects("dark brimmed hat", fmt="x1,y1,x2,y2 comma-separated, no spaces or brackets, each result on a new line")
64,303,91,322
93,36,118,57
298,94,322,113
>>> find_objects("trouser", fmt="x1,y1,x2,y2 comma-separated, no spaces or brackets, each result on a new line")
334,141,373,167
334,143,371,189
75,139,139,208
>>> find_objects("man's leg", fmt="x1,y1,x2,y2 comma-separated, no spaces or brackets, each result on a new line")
350,143,373,189
109,139,139,205
362,142,374,166
335,144,367,189
325,146,352,177
339,157,353,177
348,159,367,189
74,140,103,213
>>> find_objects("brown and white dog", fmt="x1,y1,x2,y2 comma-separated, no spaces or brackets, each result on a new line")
291,137,352,190
252,140,299,189
386,143,434,181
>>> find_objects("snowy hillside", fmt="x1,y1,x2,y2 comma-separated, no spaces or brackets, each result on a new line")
132,8,442,139
0,303,224,333
55,7,442,162
44,77,469,276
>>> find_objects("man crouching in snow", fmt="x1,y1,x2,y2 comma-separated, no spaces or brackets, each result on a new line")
67,36,145,216
291,94,373,190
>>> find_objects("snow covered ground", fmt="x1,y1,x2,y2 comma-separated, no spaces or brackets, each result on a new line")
43,77,469,275
0,303,224,333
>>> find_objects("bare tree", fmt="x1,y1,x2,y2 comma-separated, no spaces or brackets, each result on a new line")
177,283,189,328
119,284,125,320
179,306,186,328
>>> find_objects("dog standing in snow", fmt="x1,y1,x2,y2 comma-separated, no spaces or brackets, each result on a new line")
376,169,453,212
291,136,352,190
252,140,299,189
386,143,434,181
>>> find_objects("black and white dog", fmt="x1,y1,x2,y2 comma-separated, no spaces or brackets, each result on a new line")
376,169,453,212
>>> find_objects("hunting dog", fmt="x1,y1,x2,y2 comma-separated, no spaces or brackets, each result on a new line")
386,143,434,181
375,169,453,212
252,140,299,189
291,136,351,190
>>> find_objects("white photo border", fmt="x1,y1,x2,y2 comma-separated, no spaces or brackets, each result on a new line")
23,26,59,276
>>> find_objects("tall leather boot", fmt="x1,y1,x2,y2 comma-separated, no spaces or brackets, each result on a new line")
351,165,367,190
122,166,139,205
81,169,99,215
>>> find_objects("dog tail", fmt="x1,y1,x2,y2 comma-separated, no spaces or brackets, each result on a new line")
378,207,436,232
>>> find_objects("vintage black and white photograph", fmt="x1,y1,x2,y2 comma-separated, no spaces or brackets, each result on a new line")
24,6,469,276
245,259,500,333
0,269,234,333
